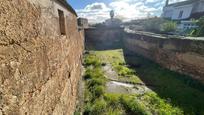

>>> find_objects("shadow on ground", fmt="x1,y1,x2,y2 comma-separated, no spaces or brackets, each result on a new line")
123,49,204,115
86,43,204,114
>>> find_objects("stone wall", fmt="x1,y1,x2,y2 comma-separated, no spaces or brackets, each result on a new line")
0,0,84,115
85,27,123,50
123,31,204,83
85,26,204,83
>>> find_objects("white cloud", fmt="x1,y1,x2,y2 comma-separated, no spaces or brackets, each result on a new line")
76,0,187,23
169,0,186,4
76,2,111,23
84,2,110,11
109,1,159,21
145,0,161,3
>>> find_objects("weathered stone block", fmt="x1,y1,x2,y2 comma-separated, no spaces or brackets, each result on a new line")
0,0,84,114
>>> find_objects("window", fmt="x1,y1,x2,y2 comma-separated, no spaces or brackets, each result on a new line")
58,9,66,35
178,11,183,19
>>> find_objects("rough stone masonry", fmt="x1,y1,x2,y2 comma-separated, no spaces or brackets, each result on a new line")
123,31,204,83
0,0,84,114
85,27,204,84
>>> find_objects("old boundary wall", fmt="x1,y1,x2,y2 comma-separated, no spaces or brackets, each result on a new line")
85,27,204,83
0,0,84,114
85,27,123,50
123,31,204,83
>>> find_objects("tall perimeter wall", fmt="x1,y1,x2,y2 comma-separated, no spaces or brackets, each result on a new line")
85,27,204,83
0,0,84,114
85,27,123,50
123,31,204,83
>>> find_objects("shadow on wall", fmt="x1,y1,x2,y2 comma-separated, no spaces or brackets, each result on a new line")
123,49,204,115
85,27,204,114
85,27,124,50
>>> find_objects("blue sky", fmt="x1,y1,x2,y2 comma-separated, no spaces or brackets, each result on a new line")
68,0,185,23
68,0,112,9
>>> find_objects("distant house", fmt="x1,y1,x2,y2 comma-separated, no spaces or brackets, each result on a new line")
177,20,198,30
162,0,204,20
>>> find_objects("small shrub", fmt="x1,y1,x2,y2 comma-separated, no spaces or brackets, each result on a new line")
84,102,93,115
190,16,204,37
161,21,177,32
119,62,125,66
120,95,151,115
84,55,101,67
84,88,92,101
115,65,134,76
92,86,105,98
84,69,93,80
104,94,121,108
91,99,107,115
88,77,105,88
84,67,104,80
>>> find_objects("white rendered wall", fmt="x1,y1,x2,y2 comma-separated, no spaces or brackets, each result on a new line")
172,4,193,20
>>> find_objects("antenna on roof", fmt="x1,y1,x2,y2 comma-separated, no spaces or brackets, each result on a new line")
165,0,169,6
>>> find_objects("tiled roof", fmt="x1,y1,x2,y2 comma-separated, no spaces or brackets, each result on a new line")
189,12,204,19
57,0,77,16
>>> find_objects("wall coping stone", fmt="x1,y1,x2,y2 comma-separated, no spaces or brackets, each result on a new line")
124,28,204,41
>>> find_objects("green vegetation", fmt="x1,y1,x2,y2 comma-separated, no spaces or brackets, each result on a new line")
161,21,177,32
126,18,180,34
83,50,191,115
143,17,167,33
83,54,107,115
83,53,125,115
94,49,142,84
126,52,204,115
120,95,151,115
190,16,204,37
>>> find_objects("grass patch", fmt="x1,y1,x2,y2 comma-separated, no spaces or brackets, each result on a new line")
94,49,142,84
84,54,101,67
141,93,183,115
120,95,151,115
114,65,134,76
83,52,148,115
83,53,107,115
125,52,204,115
83,51,185,115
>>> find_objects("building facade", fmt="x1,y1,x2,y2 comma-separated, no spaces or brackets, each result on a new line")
162,0,204,20
177,20,198,30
